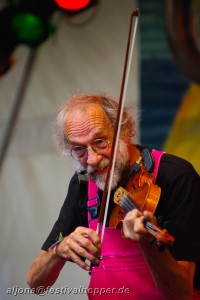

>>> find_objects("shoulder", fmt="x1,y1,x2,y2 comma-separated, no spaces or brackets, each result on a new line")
155,152,200,212
66,173,88,205
68,172,89,192
154,152,200,265
161,153,195,170
155,152,200,220
69,172,80,186
158,152,198,183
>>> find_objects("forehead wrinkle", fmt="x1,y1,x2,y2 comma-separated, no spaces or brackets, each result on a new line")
67,122,106,142
64,105,112,144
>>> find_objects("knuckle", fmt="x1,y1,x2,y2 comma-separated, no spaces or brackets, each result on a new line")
63,237,71,247
73,256,80,264
88,228,95,235
78,247,86,257
126,211,133,219
75,226,83,233
68,232,75,240
81,238,90,248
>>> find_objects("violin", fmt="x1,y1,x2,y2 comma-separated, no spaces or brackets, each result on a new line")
109,150,175,247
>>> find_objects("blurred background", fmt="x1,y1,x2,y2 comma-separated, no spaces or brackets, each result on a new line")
0,0,199,299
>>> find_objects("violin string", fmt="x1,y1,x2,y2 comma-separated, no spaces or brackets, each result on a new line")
122,195,157,234
144,220,157,234
121,195,136,211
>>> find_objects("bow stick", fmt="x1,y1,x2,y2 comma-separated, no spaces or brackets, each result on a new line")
97,9,140,241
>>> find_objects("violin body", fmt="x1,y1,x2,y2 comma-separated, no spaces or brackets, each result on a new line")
110,150,160,228
126,167,161,213
109,150,175,247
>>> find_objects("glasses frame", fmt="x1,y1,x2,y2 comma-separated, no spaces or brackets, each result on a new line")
70,138,111,161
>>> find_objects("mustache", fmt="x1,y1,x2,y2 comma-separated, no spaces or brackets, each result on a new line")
73,157,109,176
87,158,109,174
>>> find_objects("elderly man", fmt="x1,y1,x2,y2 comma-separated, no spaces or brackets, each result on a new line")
27,94,200,299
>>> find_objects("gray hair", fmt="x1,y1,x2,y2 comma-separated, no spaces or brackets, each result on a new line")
54,93,138,156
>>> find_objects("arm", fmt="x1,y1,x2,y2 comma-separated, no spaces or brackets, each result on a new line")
27,226,101,291
123,210,195,300
27,249,66,290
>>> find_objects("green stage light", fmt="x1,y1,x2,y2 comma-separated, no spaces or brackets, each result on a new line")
11,13,48,46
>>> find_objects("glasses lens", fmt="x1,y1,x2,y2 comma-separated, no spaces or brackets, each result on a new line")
71,146,86,159
93,139,108,150
71,139,109,160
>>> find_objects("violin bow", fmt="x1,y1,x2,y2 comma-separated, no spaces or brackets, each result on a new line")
97,9,140,241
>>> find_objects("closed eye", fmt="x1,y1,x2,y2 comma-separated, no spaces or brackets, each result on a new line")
93,138,108,148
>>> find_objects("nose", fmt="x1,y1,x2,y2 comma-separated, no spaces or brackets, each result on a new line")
86,147,102,166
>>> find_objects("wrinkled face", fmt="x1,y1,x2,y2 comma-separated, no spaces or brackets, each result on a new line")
64,104,129,190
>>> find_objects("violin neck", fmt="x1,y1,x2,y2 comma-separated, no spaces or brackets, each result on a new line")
120,194,157,235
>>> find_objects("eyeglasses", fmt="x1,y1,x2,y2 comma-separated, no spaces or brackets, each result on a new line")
71,138,111,160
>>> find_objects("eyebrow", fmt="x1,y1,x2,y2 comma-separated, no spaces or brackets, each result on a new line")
68,130,110,146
